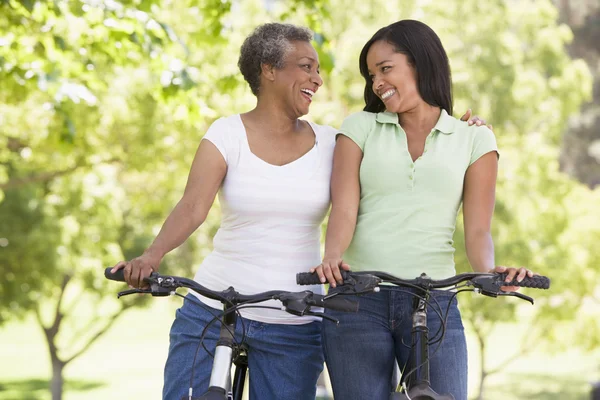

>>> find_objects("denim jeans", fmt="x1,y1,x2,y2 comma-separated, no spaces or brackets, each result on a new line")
322,287,468,400
163,294,324,400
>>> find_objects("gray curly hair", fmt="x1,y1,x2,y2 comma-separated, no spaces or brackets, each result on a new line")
238,23,313,96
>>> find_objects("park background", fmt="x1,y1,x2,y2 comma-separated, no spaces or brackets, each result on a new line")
1,0,599,399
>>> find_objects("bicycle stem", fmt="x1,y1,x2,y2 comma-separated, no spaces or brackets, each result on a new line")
404,295,430,389
206,303,237,397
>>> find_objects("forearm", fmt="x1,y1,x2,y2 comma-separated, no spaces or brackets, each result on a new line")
324,206,357,259
465,231,495,273
144,198,206,261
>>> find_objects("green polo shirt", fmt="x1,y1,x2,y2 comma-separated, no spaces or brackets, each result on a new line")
339,109,498,280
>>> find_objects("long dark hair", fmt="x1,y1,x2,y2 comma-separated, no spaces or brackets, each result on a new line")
359,20,453,115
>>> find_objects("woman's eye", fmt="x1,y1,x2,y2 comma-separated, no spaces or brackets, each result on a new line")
382,66,390,72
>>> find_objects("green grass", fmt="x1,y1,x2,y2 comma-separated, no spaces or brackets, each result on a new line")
0,298,178,400
0,298,598,400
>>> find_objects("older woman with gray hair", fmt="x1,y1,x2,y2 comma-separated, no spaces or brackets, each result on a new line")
111,23,334,399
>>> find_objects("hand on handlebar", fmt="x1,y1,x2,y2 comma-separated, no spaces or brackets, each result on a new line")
310,257,351,288
110,252,161,289
491,266,536,292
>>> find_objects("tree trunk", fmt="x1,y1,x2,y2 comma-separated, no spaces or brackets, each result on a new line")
556,0,600,187
36,274,70,400
51,357,66,400
476,330,487,400
35,273,130,400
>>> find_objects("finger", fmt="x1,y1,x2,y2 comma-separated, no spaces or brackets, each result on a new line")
315,266,327,284
131,262,142,288
527,269,535,277
132,259,145,288
476,120,482,126
309,267,316,273
500,285,519,292
487,124,493,131
111,261,127,273
139,268,150,289
504,268,517,283
143,265,155,287
340,262,351,271
460,108,472,121
322,264,337,287
492,265,506,273
123,262,133,286
141,265,153,287
516,267,527,282
331,263,344,283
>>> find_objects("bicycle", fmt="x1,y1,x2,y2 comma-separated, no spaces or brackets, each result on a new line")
104,267,369,400
296,270,551,400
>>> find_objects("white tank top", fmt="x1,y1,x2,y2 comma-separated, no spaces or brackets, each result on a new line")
191,114,336,324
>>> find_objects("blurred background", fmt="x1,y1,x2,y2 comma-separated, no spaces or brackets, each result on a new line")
1,0,599,399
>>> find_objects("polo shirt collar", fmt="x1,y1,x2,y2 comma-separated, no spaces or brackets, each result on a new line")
375,109,456,135
433,109,455,135
375,111,400,125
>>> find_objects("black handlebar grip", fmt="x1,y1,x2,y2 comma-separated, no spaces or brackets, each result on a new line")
104,267,126,282
296,270,352,285
497,273,550,289
296,272,322,285
316,295,359,312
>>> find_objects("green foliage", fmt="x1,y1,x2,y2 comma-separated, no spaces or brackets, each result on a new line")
0,0,598,398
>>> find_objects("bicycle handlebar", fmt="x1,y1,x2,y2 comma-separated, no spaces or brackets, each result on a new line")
104,267,359,314
297,270,549,289
296,270,550,303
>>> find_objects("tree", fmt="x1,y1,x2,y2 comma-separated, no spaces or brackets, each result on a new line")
0,1,197,398
555,0,600,188
0,1,335,398
1,1,598,399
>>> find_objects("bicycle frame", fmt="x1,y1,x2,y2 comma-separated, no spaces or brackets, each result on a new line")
190,302,247,400
390,290,454,400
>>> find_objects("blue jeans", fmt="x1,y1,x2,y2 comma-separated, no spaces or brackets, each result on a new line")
163,294,324,400
322,287,468,400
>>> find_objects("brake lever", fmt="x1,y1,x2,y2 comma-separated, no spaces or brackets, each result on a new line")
280,291,313,316
470,275,535,305
498,291,534,305
336,274,382,294
116,273,174,298
302,311,340,325
117,288,153,298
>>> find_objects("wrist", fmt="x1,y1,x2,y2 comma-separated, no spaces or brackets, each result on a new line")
323,253,342,261
143,247,164,263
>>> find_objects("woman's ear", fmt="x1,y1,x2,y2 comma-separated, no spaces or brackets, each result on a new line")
261,63,276,82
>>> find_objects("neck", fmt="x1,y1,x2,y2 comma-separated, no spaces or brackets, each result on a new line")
244,95,302,136
397,103,441,134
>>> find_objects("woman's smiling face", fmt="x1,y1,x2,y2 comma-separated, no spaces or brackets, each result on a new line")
366,40,423,114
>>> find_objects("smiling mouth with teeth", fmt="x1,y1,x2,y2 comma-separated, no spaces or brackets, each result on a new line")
381,89,396,101
301,88,315,102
